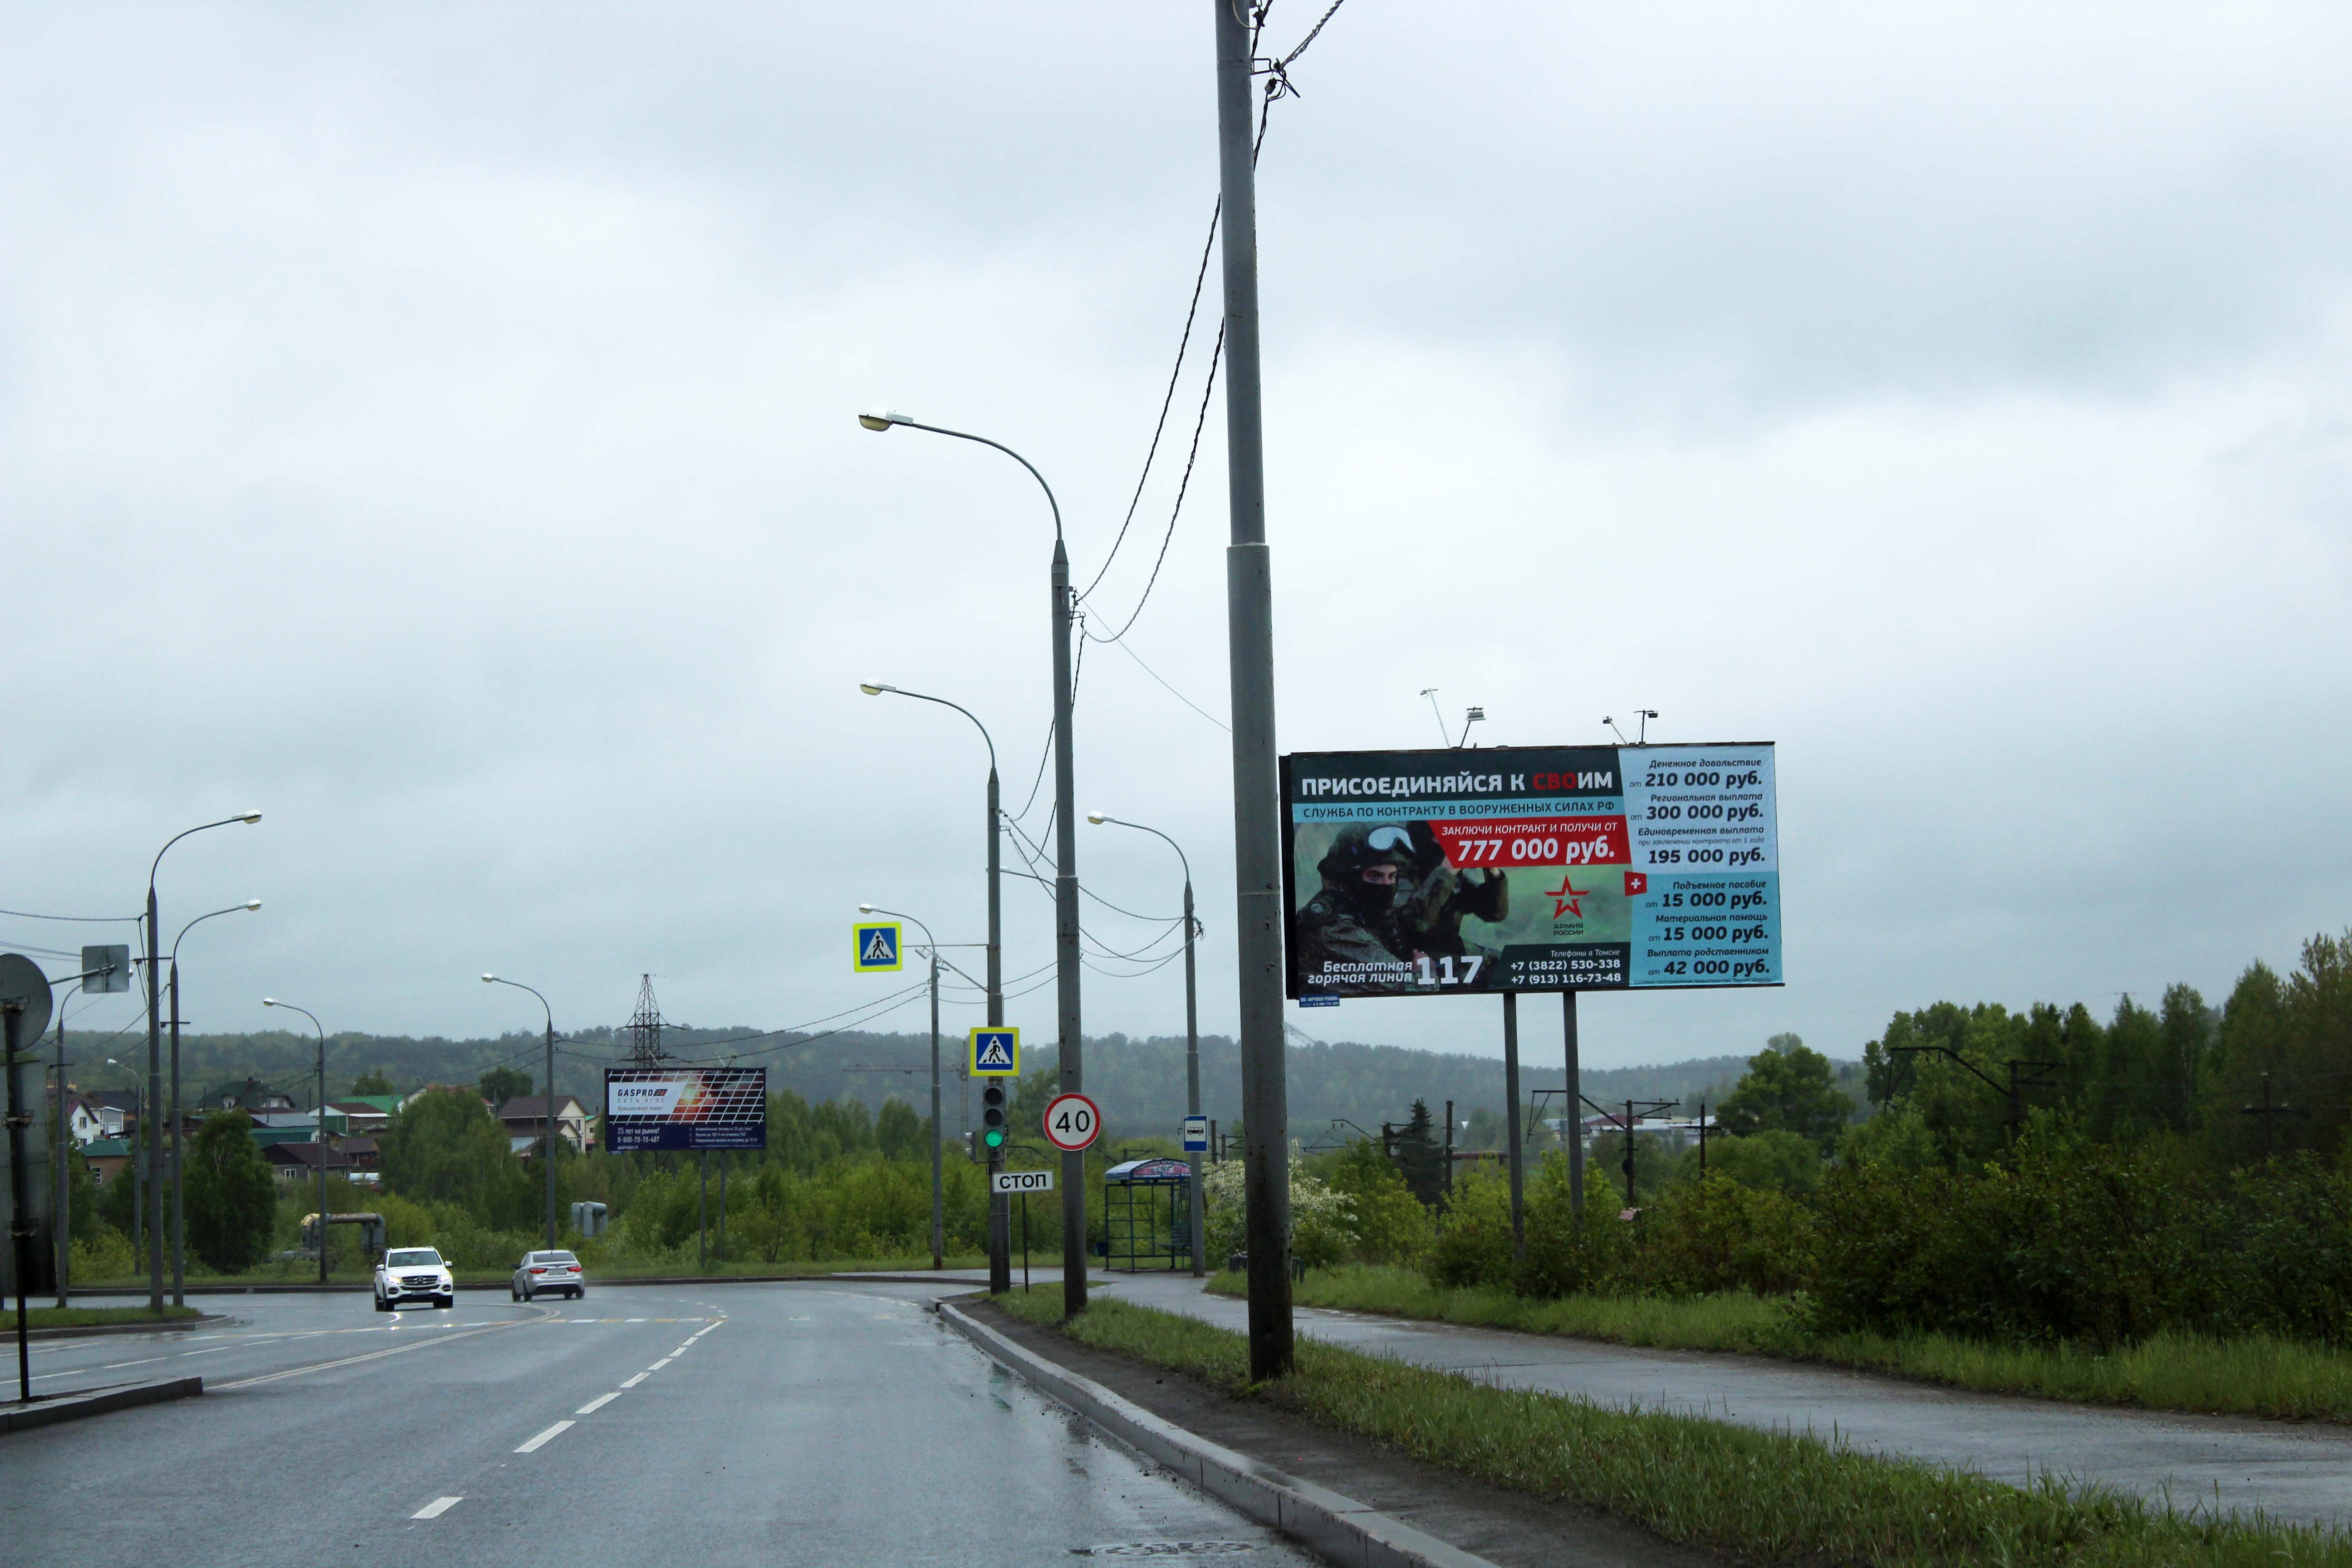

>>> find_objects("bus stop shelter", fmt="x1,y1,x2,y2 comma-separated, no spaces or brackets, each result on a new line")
1102,1157,1194,1272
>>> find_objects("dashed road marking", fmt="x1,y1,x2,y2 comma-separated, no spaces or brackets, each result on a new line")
576,1391,621,1415
99,1357,167,1371
514,1420,574,1454
647,1358,672,1371
412,1497,463,1519
620,1372,647,1388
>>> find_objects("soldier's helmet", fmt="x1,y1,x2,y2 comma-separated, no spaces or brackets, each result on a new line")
1318,823,1416,884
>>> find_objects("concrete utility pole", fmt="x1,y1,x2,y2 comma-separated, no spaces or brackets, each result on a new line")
1212,0,1292,1380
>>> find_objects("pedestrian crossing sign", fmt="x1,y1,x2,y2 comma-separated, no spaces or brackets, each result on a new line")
853,921,903,973
968,1027,1019,1077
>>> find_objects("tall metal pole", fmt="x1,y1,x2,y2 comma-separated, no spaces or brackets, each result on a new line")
1183,877,1205,1276
544,1017,557,1253
142,889,162,1311
53,1012,68,1311
8,1000,33,1399
1562,992,1583,1216
1213,0,1292,1382
1503,992,1524,1263
316,1029,327,1285
988,764,1011,1294
1051,539,1087,1318
168,964,184,1306
929,946,943,1270
853,459,1053,1298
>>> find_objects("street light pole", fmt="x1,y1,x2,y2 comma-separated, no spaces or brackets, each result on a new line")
142,811,262,1311
858,682,1008,1284
857,410,1086,1315
1087,813,1205,1275
261,997,327,1284
168,901,260,1305
1211,0,1292,1377
860,905,944,1269
482,975,559,1254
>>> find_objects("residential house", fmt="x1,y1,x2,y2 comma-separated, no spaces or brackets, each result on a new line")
84,1088,138,1139
496,1095,589,1157
209,1078,297,1113
265,1141,355,1185
81,1137,134,1186
326,1099,393,1136
56,1091,109,1147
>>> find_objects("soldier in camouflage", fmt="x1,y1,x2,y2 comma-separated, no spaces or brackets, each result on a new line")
1399,822,1509,961
1295,824,1417,985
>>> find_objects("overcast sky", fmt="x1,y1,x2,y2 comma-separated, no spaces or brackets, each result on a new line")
6,3,2348,1076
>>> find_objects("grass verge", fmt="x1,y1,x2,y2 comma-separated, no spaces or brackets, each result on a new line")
1211,1264,2352,1424
15,1305,207,1329
997,1289,2351,1568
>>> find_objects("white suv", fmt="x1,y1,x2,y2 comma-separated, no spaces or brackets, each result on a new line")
375,1247,456,1311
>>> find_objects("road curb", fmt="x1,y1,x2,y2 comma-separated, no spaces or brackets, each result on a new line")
0,1377,203,1436
939,1298,1500,1568
21,1313,230,1341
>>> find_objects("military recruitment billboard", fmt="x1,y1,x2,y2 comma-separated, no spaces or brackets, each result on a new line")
603,1066,768,1152
1280,744,1780,999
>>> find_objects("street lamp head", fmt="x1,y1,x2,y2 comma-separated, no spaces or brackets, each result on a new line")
858,682,894,696
262,997,278,1008
857,904,877,915
857,409,911,432
238,810,263,824
242,899,262,911
480,973,497,984
1086,812,1107,825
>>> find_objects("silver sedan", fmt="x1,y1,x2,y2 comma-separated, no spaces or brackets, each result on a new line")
511,1249,586,1301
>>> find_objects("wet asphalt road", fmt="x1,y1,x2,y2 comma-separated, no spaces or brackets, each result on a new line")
0,1282,1318,1568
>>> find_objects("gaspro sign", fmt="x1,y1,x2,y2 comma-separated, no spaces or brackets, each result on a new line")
1281,743,1781,998
603,1066,767,1152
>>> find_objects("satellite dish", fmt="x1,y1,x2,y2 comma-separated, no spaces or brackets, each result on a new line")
0,953,57,1044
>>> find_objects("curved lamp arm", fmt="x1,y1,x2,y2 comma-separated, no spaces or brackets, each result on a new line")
173,900,262,964
856,412,1062,544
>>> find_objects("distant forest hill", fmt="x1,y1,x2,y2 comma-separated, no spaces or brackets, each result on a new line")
83,1021,1846,1143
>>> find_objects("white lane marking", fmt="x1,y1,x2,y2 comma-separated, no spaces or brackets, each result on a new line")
179,1347,232,1357
412,1497,463,1520
99,1357,167,1370
619,1372,647,1388
624,1318,645,1323
576,1391,621,1415
647,1358,672,1371
514,1420,574,1454
216,1308,559,1391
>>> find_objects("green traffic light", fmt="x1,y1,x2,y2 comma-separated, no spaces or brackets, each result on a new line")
983,1128,1006,1148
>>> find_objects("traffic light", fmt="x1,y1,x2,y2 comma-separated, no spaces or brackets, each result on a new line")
981,1081,1008,1151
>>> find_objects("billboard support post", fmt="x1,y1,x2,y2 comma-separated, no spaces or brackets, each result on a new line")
1503,992,1524,1263
1563,993,1583,1217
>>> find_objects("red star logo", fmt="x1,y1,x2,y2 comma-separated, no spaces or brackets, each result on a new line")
1542,873,1593,918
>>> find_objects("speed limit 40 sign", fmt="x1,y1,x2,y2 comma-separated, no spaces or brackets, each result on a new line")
1042,1092,1102,1152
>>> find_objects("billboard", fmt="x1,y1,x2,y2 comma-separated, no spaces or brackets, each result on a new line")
1281,743,1779,998
603,1066,768,1152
